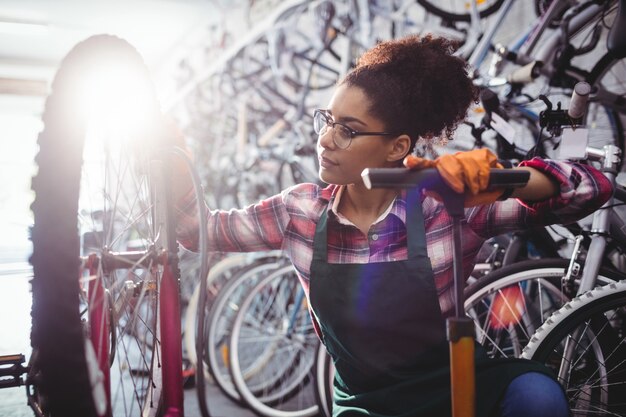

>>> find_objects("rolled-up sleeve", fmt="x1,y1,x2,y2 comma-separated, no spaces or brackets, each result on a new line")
517,158,613,225
466,158,613,238
175,189,290,252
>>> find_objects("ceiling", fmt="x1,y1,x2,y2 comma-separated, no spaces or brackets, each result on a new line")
0,0,223,257
0,0,217,113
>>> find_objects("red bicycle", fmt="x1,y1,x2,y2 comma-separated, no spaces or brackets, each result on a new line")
28,34,204,417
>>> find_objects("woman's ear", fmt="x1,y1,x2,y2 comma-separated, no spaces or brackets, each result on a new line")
387,134,412,163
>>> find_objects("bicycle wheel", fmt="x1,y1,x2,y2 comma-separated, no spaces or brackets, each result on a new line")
589,54,626,112
313,343,334,417
183,251,283,369
587,53,626,155
229,265,319,417
416,0,505,23
29,34,181,417
464,258,624,359
522,280,626,416
204,256,287,402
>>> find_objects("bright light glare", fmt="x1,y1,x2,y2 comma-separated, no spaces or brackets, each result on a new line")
77,62,158,219
78,63,157,144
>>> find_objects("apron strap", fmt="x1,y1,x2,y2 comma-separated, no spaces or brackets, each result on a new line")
313,209,329,261
406,187,427,258
313,187,427,261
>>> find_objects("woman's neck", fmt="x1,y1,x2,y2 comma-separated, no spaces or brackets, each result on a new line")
338,183,399,235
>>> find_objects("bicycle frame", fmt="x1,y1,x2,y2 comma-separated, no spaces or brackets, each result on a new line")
465,0,519,70
564,144,622,295
159,258,185,417
464,0,617,83
539,139,623,385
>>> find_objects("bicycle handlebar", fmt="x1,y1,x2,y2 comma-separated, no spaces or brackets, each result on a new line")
361,168,530,190
361,168,530,218
568,81,591,120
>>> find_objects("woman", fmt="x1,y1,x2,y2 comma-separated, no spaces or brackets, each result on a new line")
176,35,612,416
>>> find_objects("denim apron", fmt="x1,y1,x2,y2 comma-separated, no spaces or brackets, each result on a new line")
309,190,553,417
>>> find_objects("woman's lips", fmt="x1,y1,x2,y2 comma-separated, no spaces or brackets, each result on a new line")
319,156,338,168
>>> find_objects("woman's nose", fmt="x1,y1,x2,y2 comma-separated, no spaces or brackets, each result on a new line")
317,127,335,149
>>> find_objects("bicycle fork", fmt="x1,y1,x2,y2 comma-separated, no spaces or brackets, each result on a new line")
556,144,621,387
152,158,185,417
159,252,185,417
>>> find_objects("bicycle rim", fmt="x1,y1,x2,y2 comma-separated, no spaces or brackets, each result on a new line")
204,257,286,402
464,259,623,359
185,253,261,372
313,343,333,417
229,266,319,417
522,281,626,416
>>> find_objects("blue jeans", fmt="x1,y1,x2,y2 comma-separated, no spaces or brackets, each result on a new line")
497,372,570,417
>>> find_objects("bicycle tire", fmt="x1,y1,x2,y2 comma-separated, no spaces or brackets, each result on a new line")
184,252,282,372
313,343,333,417
30,34,180,417
522,280,626,415
185,254,249,387
30,36,102,417
204,256,287,403
229,266,319,417
232,269,314,406
464,258,624,358
587,53,626,155
416,0,505,23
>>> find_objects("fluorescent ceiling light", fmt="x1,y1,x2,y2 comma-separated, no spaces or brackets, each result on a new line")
0,20,49,35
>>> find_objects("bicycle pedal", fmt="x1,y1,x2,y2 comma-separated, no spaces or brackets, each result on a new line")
0,354,27,389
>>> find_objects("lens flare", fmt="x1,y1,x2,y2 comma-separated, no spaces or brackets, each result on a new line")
74,60,159,148
90,70,152,124
488,286,526,329
74,59,161,227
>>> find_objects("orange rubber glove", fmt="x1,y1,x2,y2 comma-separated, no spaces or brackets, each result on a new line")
404,149,505,207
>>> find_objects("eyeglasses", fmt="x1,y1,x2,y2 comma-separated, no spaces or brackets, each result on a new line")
313,109,397,149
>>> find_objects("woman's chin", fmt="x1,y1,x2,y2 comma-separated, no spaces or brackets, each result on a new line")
318,169,333,184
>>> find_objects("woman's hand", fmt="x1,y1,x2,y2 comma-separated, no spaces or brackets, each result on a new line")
404,149,560,206
404,149,505,207
164,116,196,204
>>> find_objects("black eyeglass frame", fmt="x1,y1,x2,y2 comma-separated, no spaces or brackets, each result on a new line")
313,109,399,149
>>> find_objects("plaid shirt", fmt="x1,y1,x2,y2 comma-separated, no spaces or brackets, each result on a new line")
177,158,612,316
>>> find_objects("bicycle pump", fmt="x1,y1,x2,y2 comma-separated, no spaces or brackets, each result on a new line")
442,187,475,417
361,167,530,417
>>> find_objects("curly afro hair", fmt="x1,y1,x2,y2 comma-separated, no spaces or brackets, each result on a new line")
341,34,478,149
